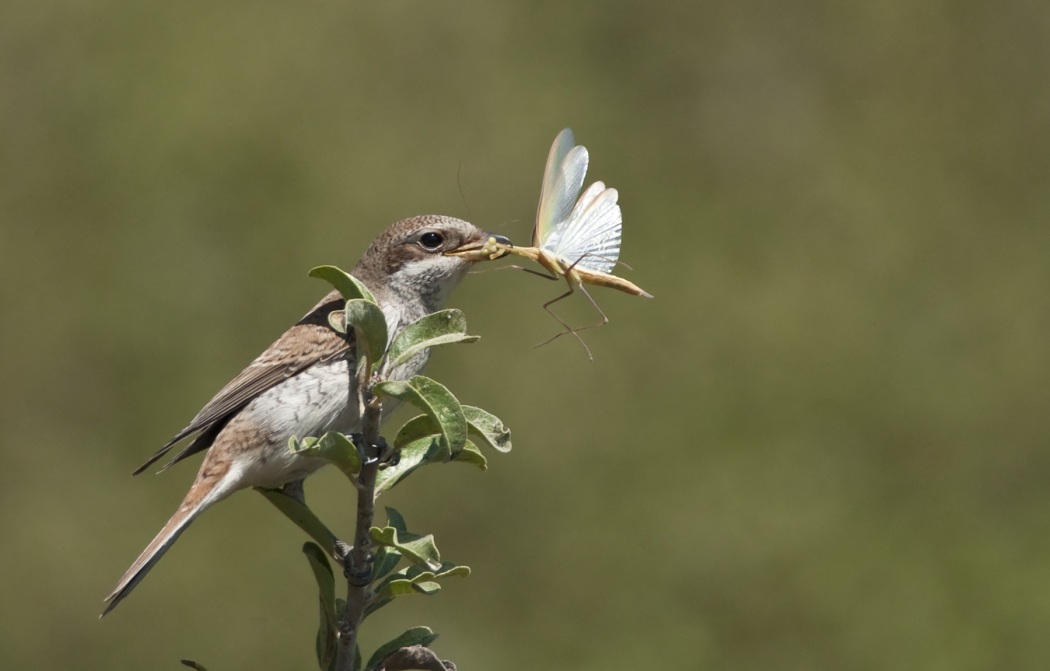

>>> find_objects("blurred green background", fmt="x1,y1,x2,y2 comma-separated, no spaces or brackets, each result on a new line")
2,1,1048,669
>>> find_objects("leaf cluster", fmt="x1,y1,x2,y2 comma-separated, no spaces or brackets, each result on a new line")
255,266,511,671
302,508,462,671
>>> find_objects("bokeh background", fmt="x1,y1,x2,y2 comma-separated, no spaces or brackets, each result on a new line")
2,1,1048,669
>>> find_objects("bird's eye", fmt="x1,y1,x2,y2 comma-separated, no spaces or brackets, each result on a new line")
419,231,444,250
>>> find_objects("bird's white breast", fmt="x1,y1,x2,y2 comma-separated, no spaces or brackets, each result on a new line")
231,346,427,488
233,357,358,486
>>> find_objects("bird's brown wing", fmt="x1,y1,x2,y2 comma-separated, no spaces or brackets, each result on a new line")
132,292,352,475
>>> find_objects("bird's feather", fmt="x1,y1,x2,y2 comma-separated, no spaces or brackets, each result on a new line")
132,291,354,475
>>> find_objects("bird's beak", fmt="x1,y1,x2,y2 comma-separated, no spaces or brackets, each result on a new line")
446,233,513,262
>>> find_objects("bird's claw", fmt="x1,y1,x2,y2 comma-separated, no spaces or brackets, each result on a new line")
334,540,354,567
335,541,375,585
351,433,393,465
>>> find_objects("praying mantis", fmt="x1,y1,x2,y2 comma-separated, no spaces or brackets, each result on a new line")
481,128,652,357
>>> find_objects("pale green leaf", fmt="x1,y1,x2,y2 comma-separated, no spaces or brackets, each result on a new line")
369,562,468,615
374,578,422,600
379,424,487,491
302,543,338,671
309,265,376,303
384,506,408,533
463,405,512,453
453,439,488,470
392,414,440,449
255,487,337,557
369,526,441,570
289,432,362,481
344,298,388,364
406,562,471,581
326,309,347,334
375,435,446,493
386,309,478,369
374,376,466,454
374,576,444,601
372,545,402,582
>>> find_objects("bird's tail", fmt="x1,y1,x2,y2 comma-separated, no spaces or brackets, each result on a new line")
101,470,235,617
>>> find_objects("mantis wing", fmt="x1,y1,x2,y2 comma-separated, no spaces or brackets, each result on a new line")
534,128,588,248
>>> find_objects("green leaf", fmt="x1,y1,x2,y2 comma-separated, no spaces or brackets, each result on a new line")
397,408,509,455
373,576,443,601
255,487,337,557
374,563,469,600
463,405,512,453
365,561,470,618
406,561,472,581
440,565,471,579
309,265,376,304
303,542,336,612
374,376,466,454
374,578,421,600
392,414,441,449
364,627,439,671
384,506,408,533
375,435,446,493
397,407,509,456
370,509,409,582
326,309,347,334
302,543,338,671
372,545,402,582
453,439,488,470
378,425,487,491
289,432,362,481
370,526,441,570
386,309,478,369
343,298,388,364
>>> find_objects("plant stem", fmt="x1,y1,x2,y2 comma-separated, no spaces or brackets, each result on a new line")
335,394,384,671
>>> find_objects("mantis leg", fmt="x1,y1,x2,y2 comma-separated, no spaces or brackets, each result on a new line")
469,264,559,281
534,280,611,360
535,254,621,358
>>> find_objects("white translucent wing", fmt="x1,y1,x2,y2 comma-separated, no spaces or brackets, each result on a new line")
534,129,588,247
545,181,622,274
541,180,604,255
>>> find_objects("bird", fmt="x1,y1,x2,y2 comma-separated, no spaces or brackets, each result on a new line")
102,215,509,615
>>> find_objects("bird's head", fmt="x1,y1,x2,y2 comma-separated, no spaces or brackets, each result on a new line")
353,215,511,314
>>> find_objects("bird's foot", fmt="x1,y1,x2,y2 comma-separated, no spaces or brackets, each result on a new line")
339,543,375,585
351,434,395,465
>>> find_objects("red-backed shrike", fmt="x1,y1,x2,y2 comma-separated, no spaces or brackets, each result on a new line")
103,215,508,615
